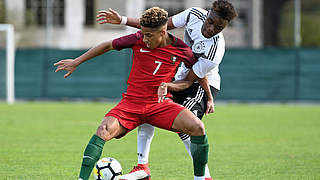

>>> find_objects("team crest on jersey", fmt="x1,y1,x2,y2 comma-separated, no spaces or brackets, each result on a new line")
193,41,205,53
171,56,177,64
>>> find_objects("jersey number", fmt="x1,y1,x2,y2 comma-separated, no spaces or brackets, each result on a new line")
153,61,162,75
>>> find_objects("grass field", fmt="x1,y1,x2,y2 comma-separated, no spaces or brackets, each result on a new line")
0,102,319,180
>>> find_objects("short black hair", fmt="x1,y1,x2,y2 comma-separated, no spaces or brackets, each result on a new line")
211,0,237,22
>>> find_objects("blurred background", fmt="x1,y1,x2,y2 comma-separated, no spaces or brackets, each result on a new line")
0,0,319,103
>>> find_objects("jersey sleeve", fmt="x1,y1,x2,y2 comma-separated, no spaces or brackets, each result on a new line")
192,37,225,78
112,31,142,51
182,48,197,69
172,35,197,68
172,8,192,28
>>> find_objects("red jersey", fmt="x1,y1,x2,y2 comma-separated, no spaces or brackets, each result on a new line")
112,31,196,101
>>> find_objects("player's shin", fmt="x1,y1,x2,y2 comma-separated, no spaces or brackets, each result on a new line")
190,135,209,177
137,124,155,164
79,134,105,180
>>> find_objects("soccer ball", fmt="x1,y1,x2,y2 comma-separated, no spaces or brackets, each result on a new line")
93,157,123,180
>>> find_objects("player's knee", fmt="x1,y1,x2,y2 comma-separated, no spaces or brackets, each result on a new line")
96,124,110,141
192,120,205,136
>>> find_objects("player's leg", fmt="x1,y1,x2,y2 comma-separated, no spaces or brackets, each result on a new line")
172,83,205,154
137,123,155,164
171,109,209,180
178,132,212,180
173,84,218,180
120,124,154,180
146,99,209,179
78,116,127,180
173,84,206,159
178,132,192,156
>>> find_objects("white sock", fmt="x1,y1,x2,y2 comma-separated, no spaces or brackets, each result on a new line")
194,176,205,180
137,123,155,164
205,164,211,178
182,137,192,158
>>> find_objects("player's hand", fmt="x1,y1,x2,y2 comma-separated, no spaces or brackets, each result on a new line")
206,98,215,115
54,59,77,78
157,82,168,103
96,8,122,24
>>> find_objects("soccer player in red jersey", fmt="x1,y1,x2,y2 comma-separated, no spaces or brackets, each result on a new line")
96,1,237,179
54,7,210,180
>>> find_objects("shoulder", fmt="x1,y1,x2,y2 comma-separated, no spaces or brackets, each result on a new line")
112,31,143,50
172,7,208,28
206,32,225,48
188,7,208,22
114,31,143,43
213,32,225,46
172,35,191,52
190,7,207,15
204,33,225,62
181,7,207,16
170,34,196,67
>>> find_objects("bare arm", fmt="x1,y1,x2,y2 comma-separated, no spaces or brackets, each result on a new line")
157,70,195,103
198,76,215,114
158,69,215,114
54,41,114,78
165,69,198,92
96,9,176,30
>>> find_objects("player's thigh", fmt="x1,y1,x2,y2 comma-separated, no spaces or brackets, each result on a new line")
171,109,205,136
146,99,185,131
96,116,127,141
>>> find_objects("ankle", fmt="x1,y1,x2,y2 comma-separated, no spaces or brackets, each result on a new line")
137,163,149,167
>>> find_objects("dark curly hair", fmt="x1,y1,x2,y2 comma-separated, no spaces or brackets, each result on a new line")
212,0,237,22
140,7,169,28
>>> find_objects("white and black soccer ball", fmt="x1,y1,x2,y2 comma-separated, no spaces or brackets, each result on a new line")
93,157,123,180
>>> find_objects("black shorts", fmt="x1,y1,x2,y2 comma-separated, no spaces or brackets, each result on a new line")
172,83,219,120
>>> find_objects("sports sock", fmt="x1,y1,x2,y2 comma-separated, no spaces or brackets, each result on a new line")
205,164,211,178
79,134,105,180
194,176,205,180
179,133,212,178
137,124,155,164
178,132,192,157
190,135,209,177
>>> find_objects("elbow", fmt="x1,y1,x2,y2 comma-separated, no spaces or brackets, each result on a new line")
176,81,193,91
185,80,193,88
103,40,114,51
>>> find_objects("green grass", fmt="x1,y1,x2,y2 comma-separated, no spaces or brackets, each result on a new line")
0,102,319,180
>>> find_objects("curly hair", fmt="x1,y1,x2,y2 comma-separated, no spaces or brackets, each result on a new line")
212,0,237,22
140,7,168,28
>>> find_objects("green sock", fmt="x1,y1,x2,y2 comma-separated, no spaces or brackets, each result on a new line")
190,135,209,177
79,134,105,180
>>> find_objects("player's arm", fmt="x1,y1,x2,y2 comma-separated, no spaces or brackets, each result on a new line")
157,71,195,103
54,40,114,78
189,42,226,114
198,76,215,114
96,9,176,30
158,69,214,114
54,31,139,78
159,69,198,93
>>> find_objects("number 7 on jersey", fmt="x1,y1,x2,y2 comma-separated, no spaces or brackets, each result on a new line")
153,61,162,75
